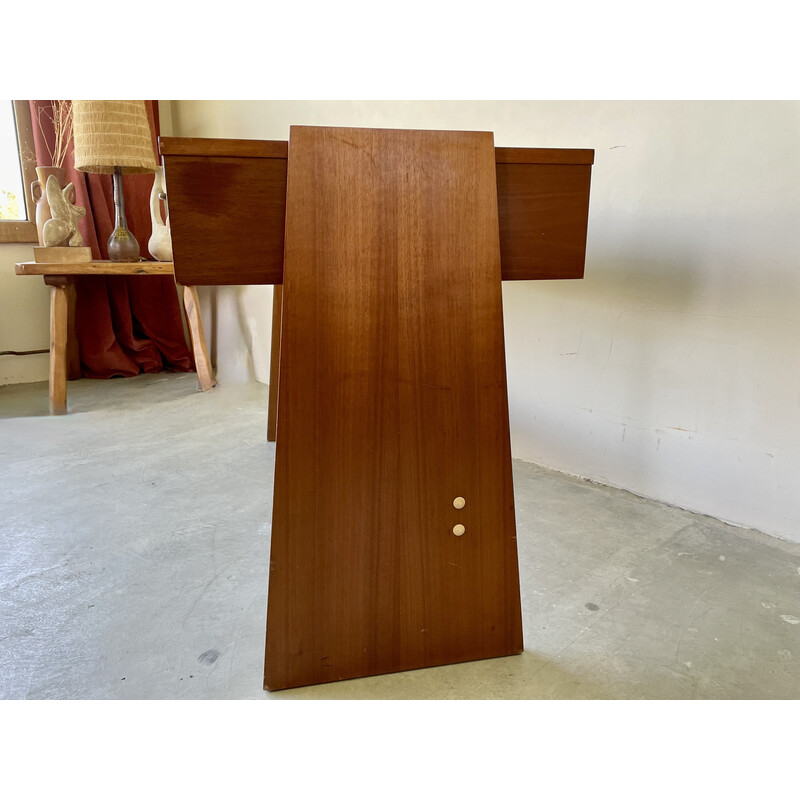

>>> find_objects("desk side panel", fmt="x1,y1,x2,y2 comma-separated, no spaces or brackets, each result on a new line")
162,154,287,285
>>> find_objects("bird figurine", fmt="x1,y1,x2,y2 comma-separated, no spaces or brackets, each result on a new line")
42,174,85,247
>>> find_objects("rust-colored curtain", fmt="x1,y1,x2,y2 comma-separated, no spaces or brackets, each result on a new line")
29,100,194,379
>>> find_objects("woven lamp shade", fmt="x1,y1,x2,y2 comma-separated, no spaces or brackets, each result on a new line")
72,100,157,174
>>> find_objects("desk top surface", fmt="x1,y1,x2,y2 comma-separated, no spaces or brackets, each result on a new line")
159,136,595,165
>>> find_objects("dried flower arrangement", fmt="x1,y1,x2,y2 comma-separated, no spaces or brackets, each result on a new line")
22,101,74,168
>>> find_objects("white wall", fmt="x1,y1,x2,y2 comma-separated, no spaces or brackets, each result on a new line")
0,241,49,386
158,101,800,541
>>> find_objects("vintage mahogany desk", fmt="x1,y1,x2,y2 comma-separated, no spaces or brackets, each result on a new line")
160,128,593,691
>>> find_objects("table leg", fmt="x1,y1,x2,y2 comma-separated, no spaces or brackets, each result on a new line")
44,276,69,414
66,280,80,380
182,285,217,391
267,284,282,442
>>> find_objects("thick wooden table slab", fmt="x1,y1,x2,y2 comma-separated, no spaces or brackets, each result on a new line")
263,126,523,690
15,260,174,276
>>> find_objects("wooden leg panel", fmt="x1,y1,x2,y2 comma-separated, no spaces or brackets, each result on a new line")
45,277,69,415
264,126,523,691
183,285,217,391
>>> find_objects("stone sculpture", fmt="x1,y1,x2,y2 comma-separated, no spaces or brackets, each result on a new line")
42,174,85,247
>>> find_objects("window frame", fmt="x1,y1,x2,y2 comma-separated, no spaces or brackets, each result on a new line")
0,100,39,244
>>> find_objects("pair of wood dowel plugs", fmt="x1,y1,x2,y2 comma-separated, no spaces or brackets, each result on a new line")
453,496,467,536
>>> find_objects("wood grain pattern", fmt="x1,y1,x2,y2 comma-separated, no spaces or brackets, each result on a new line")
266,285,282,442
45,276,69,414
160,136,589,165
160,137,594,285
161,151,287,286
182,286,217,392
496,162,593,280
15,260,173,276
264,126,523,691
66,280,80,380
160,137,288,159
495,147,593,164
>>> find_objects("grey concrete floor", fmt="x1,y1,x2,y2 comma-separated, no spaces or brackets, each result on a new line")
1,373,798,700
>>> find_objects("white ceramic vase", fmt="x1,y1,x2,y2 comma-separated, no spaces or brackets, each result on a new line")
148,166,173,261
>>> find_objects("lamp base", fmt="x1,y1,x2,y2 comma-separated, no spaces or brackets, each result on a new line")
108,166,141,262
108,226,140,262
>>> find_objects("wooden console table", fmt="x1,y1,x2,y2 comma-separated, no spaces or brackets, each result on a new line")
14,259,216,414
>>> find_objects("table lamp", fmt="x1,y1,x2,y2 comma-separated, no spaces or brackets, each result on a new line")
72,100,157,262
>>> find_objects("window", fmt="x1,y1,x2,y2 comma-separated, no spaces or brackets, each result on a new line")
0,101,38,243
